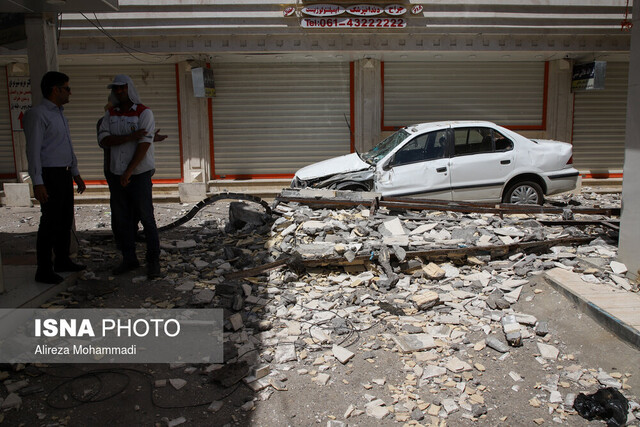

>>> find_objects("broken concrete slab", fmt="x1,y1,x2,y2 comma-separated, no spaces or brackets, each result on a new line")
537,342,560,359
332,345,355,364
392,334,437,353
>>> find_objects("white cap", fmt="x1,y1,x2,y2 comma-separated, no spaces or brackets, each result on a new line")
107,74,129,89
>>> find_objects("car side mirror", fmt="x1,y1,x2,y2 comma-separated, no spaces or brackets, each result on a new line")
382,156,394,171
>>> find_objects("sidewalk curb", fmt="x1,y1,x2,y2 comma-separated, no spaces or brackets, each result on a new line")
18,272,79,309
543,270,640,350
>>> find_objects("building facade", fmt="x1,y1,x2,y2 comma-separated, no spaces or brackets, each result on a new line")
0,1,633,185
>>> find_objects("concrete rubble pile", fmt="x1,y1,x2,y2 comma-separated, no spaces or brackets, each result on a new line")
3,189,638,426
115,189,635,425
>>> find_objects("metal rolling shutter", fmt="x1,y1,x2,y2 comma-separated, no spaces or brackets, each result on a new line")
572,62,629,173
211,62,350,176
0,67,15,177
384,62,545,128
59,64,181,180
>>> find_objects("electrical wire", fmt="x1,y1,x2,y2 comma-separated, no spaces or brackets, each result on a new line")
77,12,173,64
43,367,244,410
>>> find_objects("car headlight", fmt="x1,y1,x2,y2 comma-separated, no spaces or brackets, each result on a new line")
291,177,304,188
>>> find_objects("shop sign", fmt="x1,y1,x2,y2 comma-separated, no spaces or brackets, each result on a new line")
299,4,408,17
411,5,423,14
301,17,406,28
191,67,215,98
385,5,407,16
301,4,345,16
571,61,606,92
283,6,296,16
346,5,384,16
8,76,31,131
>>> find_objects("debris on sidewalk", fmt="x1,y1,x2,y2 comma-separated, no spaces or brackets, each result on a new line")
1,189,638,426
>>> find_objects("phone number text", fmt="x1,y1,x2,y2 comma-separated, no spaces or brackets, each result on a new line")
301,18,407,28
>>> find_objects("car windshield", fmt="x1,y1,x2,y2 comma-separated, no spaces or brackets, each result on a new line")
361,129,410,164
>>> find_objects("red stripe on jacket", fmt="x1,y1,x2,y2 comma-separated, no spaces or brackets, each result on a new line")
108,104,148,117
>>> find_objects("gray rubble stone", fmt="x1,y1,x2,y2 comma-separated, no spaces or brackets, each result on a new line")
166,416,187,427
381,217,406,236
422,365,447,379
535,321,549,336
0,393,21,410
274,344,297,364
207,401,223,413
194,289,215,304
537,342,560,359
228,313,243,331
366,405,389,419
411,408,425,420
4,379,28,393
610,260,628,275
412,291,439,310
485,335,510,353
169,378,187,390
392,334,436,353
332,345,355,364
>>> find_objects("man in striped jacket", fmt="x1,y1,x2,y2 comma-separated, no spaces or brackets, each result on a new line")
98,74,161,280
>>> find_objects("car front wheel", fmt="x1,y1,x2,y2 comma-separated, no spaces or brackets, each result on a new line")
503,181,543,205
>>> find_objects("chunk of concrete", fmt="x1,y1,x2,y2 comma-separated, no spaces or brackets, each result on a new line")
422,263,445,280
610,261,628,275
274,344,297,364
392,334,436,353
412,291,439,310
169,378,187,390
537,342,559,359
332,345,355,364
0,392,22,410
178,182,206,203
2,183,32,207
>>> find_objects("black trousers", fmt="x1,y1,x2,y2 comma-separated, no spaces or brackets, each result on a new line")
37,167,74,271
110,169,160,263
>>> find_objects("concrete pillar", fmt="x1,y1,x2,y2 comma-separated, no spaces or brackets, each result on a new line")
7,63,30,176
25,14,59,106
353,58,382,153
618,0,640,280
545,59,574,143
177,61,211,184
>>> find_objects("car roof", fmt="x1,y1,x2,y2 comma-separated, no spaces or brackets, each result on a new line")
404,120,499,134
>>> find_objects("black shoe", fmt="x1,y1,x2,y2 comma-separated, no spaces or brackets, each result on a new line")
112,259,140,275
147,260,162,280
54,261,86,273
35,270,64,285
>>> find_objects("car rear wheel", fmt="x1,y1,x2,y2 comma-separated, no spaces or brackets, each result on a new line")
503,181,543,205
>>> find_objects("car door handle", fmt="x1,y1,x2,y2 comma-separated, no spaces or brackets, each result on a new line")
500,160,511,165
436,167,447,173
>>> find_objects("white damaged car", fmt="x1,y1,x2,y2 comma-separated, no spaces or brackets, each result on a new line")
291,121,579,204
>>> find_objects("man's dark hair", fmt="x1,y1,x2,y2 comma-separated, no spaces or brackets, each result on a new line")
40,71,69,98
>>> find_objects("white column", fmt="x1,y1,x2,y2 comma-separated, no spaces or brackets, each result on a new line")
353,58,382,153
618,0,640,279
25,13,59,106
545,59,573,143
177,61,211,183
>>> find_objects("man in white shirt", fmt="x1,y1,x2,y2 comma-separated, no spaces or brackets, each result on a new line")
24,71,86,284
98,74,161,279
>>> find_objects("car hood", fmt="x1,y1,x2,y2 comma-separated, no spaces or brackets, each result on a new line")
294,152,371,180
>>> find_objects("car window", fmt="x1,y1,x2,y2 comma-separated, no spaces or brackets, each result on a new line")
362,129,410,164
494,130,514,151
454,127,498,156
392,130,447,166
